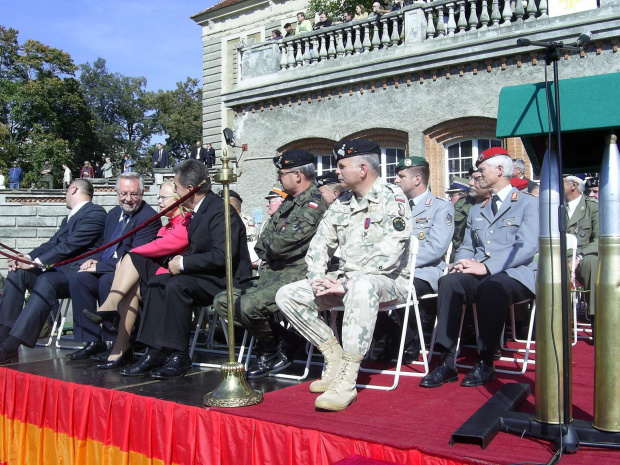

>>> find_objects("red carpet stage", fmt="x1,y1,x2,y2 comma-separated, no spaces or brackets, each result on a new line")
0,339,614,465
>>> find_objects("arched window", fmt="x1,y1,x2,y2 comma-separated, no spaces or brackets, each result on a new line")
445,138,501,186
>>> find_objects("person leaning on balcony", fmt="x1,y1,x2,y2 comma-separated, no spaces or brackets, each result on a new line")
313,12,332,30
295,12,312,34
283,23,294,37
354,4,369,19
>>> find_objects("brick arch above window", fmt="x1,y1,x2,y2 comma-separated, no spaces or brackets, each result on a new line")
345,129,409,153
424,117,498,146
277,138,336,155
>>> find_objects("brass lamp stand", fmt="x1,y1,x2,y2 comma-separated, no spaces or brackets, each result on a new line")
204,148,263,408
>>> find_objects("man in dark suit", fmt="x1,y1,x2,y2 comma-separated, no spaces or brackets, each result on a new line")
153,143,170,169
119,159,252,379
64,172,161,360
0,179,107,363
190,140,207,165
205,143,216,168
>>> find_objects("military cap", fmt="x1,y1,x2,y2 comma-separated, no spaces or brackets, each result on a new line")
273,149,314,169
586,177,599,188
315,171,339,188
395,156,429,174
468,165,479,175
476,147,510,167
265,187,288,200
445,176,471,194
332,139,381,161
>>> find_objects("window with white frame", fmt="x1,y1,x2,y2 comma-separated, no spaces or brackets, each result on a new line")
315,147,406,183
445,138,501,186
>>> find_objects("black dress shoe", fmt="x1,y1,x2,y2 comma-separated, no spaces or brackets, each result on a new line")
247,348,291,379
67,341,108,360
402,341,421,364
0,343,18,365
151,354,192,379
119,352,167,377
96,348,134,370
419,362,459,388
83,309,120,329
461,360,496,387
91,347,112,362
376,336,398,362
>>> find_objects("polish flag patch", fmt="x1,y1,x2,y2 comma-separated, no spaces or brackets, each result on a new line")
308,202,318,209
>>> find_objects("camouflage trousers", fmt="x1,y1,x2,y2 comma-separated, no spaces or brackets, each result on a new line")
275,274,408,356
213,280,282,345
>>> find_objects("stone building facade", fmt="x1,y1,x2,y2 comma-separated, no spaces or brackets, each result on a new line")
191,0,620,222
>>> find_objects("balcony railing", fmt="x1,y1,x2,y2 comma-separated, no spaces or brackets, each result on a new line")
276,0,552,70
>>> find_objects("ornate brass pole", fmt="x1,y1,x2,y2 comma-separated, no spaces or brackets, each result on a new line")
204,148,263,408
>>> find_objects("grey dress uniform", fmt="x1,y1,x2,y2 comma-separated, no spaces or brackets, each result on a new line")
276,177,412,356
412,191,455,292
213,184,328,345
434,187,539,355
567,195,599,314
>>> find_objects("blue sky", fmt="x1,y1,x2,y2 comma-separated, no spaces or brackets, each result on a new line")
3,0,218,92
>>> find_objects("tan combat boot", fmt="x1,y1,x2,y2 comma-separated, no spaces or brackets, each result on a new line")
314,353,363,411
309,337,344,393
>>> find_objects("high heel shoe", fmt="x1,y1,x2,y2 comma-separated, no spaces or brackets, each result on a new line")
96,347,134,369
83,309,120,329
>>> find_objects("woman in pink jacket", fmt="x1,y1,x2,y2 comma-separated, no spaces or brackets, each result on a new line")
84,181,190,368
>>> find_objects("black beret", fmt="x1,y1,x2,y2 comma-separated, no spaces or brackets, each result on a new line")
220,189,242,202
586,177,599,188
273,149,315,169
315,171,339,188
332,139,380,161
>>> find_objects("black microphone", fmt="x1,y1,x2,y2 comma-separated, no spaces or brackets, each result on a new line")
572,31,593,48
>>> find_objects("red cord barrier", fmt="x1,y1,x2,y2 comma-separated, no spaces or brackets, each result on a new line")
0,178,208,270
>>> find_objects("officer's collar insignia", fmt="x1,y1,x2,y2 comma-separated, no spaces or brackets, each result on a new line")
425,197,432,206
482,198,490,207
511,192,519,201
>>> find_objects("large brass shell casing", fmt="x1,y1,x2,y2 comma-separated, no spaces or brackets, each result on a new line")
534,240,572,424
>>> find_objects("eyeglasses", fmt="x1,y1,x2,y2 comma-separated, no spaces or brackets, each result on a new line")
157,195,175,201
276,170,297,180
267,198,282,204
118,192,141,199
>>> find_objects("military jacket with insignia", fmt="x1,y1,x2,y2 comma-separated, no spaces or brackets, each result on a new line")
254,184,328,277
305,177,412,282
410,190,455,292
451,196,475,262
566,195,598,257
456,186,538,293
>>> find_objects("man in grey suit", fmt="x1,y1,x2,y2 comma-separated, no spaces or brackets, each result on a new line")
420,147,538,388
375,156,454,362
0,179,107,363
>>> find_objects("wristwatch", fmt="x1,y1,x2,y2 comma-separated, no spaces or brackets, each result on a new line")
341,278,349,293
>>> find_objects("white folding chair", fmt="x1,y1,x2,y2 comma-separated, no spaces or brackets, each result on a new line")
327,236,428,391
51,299,86,350
566,234,593,344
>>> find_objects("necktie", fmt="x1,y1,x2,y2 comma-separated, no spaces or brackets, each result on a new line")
409,199,415,209
102,214,129,260
491,195,500,215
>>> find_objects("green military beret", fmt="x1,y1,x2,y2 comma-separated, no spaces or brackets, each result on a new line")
395,156,429,174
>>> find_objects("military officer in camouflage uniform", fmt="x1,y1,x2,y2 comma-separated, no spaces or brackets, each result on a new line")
316,171,343,205
276,139,412,411
420,147,538,388
214,150,328,378
564,174,599,315
447,177,476,262
375,156,454,363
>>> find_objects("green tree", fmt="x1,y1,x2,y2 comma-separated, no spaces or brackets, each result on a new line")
0,26,94,181
149,77,202,161
79,58,155,168
305,0,374,22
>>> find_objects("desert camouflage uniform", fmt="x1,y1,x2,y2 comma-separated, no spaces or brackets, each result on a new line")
241,212,258,242
276,177,412,355
214,184,328,344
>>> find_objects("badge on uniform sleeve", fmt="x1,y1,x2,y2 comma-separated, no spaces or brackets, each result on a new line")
446,213,453,226
393,217,406,231
398,202,406,217
418,231,425,240
308,202,318,209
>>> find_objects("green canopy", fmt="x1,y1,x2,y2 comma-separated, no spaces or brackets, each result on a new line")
496,72,620,174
